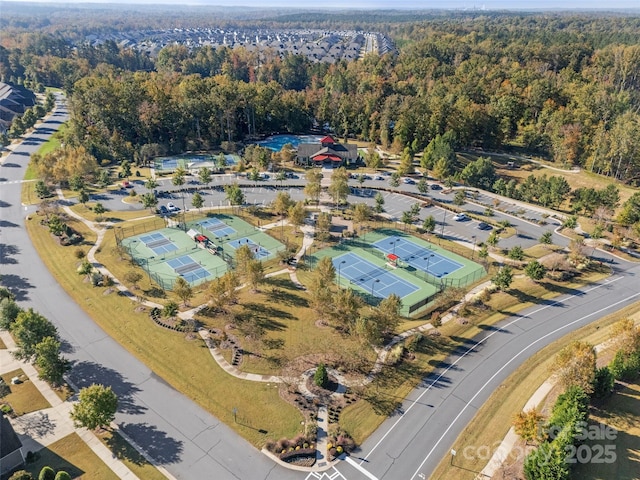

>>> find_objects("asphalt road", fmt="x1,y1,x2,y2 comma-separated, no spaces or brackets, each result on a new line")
0,96,302,480
328,266,640,480
2,97,638,480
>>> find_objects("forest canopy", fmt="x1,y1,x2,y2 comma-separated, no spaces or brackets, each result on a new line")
2,10,640,184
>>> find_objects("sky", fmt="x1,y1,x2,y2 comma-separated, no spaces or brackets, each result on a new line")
3,0,639,10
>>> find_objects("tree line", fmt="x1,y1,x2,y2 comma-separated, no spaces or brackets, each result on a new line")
2,14,640,183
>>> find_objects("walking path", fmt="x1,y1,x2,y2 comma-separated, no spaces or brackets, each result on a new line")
0,331,141,479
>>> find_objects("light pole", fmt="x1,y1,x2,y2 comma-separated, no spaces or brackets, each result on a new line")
440,209,446,241
371,278,380,297
425,253,435,276
389,238,398,256
338,260,346,286
471,235,477,260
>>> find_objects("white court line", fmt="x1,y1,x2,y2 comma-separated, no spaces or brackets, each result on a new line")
361,276,630,468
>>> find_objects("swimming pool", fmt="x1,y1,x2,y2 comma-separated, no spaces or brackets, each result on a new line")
255,134,324,152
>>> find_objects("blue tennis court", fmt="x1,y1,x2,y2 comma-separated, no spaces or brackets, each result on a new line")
373,236,463,278
197,218,236,238
333,252,419,299
166,255,212,280
139,232,179,255
228,237,270,259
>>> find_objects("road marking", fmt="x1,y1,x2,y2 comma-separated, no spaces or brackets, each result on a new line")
304,469,346,480
361,276,629,466
345,456,379,479
409,286,640,480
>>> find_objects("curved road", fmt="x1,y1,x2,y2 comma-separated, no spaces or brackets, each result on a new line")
0,95,301,480
2,96,638,480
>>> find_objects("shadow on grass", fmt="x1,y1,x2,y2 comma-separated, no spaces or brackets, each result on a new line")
264,278,309,308
70,361,147,416
105,431,152,467
120,422,183,465
25,447,84,479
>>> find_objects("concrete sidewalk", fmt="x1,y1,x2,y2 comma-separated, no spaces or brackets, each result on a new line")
0,331,141,479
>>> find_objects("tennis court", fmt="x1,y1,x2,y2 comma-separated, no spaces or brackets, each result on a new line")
228,237,271,259
166,255,212,281
197,218,236,238
373,236,463,278
333,252,419,300
139,232,179,255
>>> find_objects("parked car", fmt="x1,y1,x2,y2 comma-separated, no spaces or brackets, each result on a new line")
453,213,468,221
430,183,443,190
158,205,168,215
121,180,132,188
167,202,180,213
402,178,415,184
477,222,493,230
374,175,384,180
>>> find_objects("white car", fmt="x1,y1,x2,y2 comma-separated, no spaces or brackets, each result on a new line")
453,213,468,221
167,202,180,213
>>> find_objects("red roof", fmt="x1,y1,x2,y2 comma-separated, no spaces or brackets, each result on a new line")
195,234,208,242
387,253,399,261
320,135,335,144
313,154,342,162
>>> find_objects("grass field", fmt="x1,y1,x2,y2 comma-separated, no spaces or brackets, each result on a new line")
572,381,640,480
25,212,303,447
1,369,51,415
25,433,119,480
98,431,168,480
429,303,640,480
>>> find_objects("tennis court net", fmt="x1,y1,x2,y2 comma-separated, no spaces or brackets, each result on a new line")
175,263,201,275
349,265,388,284
205,222,228,231
147,238,171,248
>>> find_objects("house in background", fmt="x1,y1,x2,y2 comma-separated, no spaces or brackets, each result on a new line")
296,135,358,167
0,82,36,134
0,412,25,476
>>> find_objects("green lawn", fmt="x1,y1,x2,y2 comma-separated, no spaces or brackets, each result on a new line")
1,369,51,415
572,380,640,480
25,211,303,447
25,433,119,480
98,431,168,480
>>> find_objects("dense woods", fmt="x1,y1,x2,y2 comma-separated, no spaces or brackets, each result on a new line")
2,8,640,185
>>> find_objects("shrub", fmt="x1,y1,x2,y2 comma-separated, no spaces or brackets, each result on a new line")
162,301,179,318
54,473,71,480
9,471,33,480
74,249,85,259
314,363,328,388
38,466,55,480
592,366,614,399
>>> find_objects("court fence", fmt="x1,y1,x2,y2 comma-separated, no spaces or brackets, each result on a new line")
340,238,484,289
137,258,228,290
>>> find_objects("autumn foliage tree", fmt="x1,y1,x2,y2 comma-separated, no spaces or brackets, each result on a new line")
551,341,596,394
513,409,546,445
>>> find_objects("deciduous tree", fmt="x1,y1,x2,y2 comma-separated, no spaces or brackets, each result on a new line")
70,384,118,431
10,309,58,361
551,341,596,394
